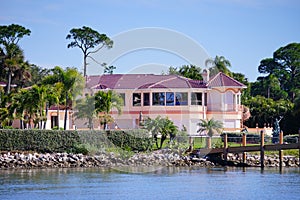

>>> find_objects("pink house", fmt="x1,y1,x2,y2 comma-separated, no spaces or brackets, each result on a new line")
75,71,247,135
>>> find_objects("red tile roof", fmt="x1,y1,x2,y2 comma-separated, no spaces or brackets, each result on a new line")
88,74,206,90
207,72,246,88
86,73,246,90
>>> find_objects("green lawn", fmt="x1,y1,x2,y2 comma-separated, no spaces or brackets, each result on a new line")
153,136,300,157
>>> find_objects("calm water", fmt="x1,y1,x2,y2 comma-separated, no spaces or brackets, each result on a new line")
0,167,300,200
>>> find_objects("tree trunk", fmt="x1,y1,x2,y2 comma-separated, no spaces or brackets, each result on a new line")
43,102,48,129
160,134,166,149
83,54,87,77
57,103,59,129
64,92,68,130
19,119,23,129
206,136,212,148
6,70,12,94
154,134,159,149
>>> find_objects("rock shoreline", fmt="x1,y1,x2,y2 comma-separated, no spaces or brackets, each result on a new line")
225,153,300,167
0,150,299,169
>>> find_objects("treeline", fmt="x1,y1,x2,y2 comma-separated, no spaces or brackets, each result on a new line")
166,45,300,134
0,24,118,130
1,23,299,134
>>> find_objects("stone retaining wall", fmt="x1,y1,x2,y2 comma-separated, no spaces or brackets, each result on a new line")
0,150,299,169
226,153,300,167
0,149,214,169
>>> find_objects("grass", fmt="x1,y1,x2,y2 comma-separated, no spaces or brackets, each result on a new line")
249,150,299,157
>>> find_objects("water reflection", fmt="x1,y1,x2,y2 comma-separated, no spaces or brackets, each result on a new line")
1,167,300,200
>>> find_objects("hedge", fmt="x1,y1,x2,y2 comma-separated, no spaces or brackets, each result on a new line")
0,129,153,153
221,133,262,144
0,129,81,153
107,129,153,152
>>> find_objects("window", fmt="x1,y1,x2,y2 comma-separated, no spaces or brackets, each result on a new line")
152,92,165,105
119,93,125,106
237,94,240,105
143,93,150,106
191,92,202,105
166,92,174,106
133,93,141,106
175,92,188,105
204,93,207,106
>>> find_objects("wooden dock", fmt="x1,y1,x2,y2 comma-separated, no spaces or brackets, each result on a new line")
206,142,300,154
193,131,300,168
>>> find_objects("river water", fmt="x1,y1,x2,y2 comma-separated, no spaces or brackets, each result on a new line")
0,167,300,200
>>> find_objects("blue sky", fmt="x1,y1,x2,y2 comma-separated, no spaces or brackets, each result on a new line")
1,0,299,81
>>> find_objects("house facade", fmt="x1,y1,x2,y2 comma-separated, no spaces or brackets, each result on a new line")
75,71,247,135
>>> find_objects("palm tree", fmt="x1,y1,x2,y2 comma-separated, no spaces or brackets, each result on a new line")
43,83,63,129
144,116,164,149
74,94,97,129
144,116,178,149
197,118,223,148
0,89,14,127
94,90,123,130
42,66,84,130
2,43,26,94
160,117,178,148
206,55,232,77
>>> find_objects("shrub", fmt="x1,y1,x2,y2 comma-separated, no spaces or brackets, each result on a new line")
107,129,153,152
0,129,81,153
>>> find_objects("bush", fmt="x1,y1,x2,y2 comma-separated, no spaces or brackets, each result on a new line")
284,135,299,143
77,130,112,154
221,133,261,144
0,129,81,153
0,129,153,154
107,129,153,152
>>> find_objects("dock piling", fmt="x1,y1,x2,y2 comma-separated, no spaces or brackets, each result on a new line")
260,130,265,169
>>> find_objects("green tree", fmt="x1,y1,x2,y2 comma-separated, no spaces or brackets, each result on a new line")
66,26,113,76
0,89,14,127
1,43,26,94
231,72,251,103
27,64,51,86
197,118,223,148
94,90,123,129
273,43,300,102
160,117,178,148
251,74,288,100
197,118,223,137
178,65,202,80
257,43,300,102
165,65,202,80
42,66,84,130
0,24,31,45
144,116,163,149
206,55,232,76
243,95,293,128
0,24,31,94
165,66,180,75
103,63,116,74
74,94,97,130
144,116,178,149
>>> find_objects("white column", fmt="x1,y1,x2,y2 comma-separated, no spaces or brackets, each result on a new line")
234,93,238,111
202,92,206,119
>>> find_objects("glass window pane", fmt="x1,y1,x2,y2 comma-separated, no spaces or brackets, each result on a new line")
166,92,174,106
143,93,150,106
176,92,188,105
191,92,202,105
133,93,141,106
152,92,165,106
